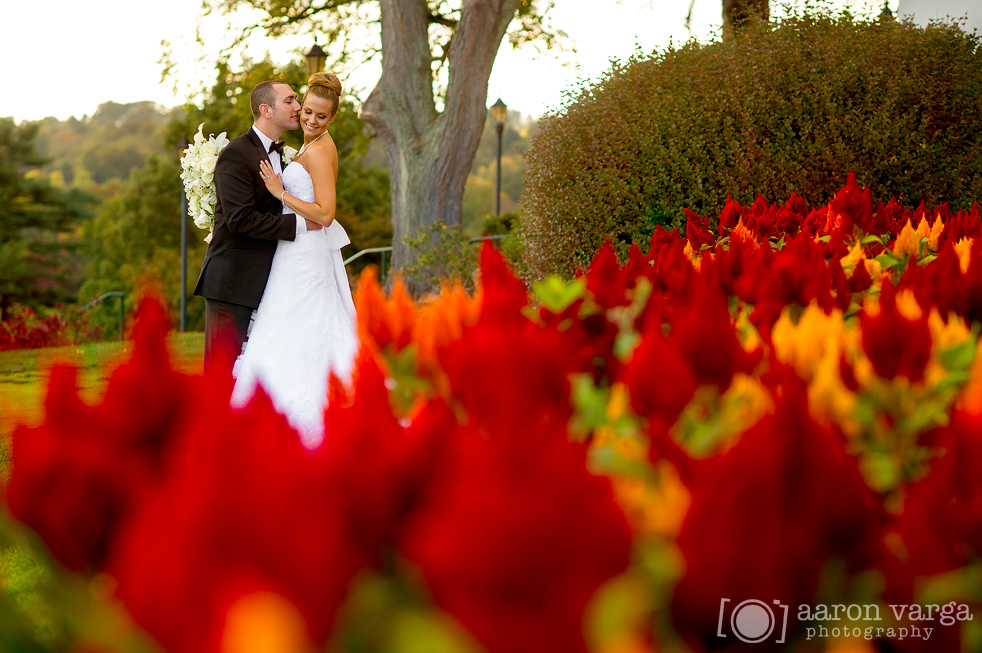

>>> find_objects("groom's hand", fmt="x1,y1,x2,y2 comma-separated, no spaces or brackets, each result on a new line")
305,219,324,231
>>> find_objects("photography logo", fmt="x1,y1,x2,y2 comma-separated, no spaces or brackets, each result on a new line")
718,598,790,644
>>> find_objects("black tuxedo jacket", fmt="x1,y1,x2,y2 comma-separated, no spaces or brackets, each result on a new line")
192,129,297,309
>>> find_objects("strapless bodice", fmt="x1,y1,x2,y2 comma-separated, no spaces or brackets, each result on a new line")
282,161,315,206
280,161,349,250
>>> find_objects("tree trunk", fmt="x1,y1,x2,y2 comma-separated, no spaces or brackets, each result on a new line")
722,0,769,37
361,0,521,283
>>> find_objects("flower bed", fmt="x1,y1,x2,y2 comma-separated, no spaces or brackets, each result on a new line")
5,175,982,651
0,304,104,351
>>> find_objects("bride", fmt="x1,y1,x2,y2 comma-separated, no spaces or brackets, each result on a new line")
230,72,358,448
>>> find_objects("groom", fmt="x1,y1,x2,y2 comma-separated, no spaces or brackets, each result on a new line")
193,80,322,373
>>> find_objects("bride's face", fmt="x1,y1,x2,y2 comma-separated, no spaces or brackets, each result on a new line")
300,95,334,138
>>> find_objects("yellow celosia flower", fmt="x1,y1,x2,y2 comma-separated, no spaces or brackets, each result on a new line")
839,241,865,272
954,237,974,274
730,219,758,248
892,219,921,259
770,303,862,433
913,215,943,251
221,591,314,653
734,304,762,352
612,461,690,539
772,304,845,382
894,289,922,321
927,309,971,352
682,240,702,270
863,256,884,283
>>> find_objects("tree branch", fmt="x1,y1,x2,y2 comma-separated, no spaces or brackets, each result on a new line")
428,12,458,28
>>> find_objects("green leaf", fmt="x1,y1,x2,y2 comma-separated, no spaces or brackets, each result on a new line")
533,276,586,313
859,452,902,493
569,373,610,441
874,253,899,270
938,338,977,372
613,329,641,361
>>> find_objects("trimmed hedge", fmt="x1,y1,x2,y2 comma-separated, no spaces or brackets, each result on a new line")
520,10,982,279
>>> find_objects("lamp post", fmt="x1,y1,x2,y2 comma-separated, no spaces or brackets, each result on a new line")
306,44,327,75
490,98,507,216
179,134,189,333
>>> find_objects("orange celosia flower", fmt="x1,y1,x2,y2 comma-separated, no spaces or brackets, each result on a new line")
954,237,974,274
354,267,417,355
915,214,944,251
892,219,922,259
413,281,481,390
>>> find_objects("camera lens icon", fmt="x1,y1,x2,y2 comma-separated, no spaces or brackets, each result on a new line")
717,598,789,644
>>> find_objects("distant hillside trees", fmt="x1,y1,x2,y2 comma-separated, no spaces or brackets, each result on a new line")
0,118,96,319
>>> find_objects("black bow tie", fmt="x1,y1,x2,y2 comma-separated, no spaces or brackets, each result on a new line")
268,141,285,155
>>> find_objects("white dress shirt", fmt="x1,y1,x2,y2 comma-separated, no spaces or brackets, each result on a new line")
252,125,306,235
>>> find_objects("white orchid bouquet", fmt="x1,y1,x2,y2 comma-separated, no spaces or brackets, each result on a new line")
181,124,299,243
181,124,229,243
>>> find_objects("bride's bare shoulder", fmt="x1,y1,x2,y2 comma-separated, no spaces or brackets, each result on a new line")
303,136,338,171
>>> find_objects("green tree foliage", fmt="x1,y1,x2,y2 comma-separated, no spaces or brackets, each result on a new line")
192,0,561,280
0,119,96,319
79,154,207,332
461,110,533,235
78,58,392,335
34,102,173,189
521,10,982,280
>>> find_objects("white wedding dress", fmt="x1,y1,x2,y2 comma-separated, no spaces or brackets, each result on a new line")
230,161,358,448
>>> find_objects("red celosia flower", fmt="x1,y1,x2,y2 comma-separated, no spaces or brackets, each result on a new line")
830,172,875,236
6,292,194,571
477,241,529,327
625,320,698,428
859,284,932,383
6,365,146,571
713,230,772,306
718,195,746,233
646,237,697,313
313,355,454,554
400,421,633,653
671,371,878,647
109,388,367,653
667,264,757,393
899,239,965,319
441,246,576,436
584,241,632,309
751,232,838,335
899,409,982,577
684,208,715,251
939,203,982,248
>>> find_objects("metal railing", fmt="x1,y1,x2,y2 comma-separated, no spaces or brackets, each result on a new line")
82,291,125,341
75,236,505,343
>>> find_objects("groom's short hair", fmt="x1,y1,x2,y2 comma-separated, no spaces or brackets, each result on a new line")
251,80,287,119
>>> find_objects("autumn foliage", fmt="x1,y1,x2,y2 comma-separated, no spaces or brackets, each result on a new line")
5,175,982,651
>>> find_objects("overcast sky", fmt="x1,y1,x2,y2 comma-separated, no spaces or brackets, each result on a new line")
1,0,933,124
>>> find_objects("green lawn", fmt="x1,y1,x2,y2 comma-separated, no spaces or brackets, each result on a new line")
0,334,203,651
0,333,204,427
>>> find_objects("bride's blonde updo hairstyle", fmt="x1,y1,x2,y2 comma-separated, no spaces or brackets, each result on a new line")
304,72,343,117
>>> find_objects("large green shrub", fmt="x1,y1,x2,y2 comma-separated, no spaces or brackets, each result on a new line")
520,10,982,279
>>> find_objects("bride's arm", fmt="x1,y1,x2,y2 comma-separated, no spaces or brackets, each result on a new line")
280,141,338,227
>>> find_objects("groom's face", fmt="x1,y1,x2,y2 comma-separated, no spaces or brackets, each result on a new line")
266,83,301,132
